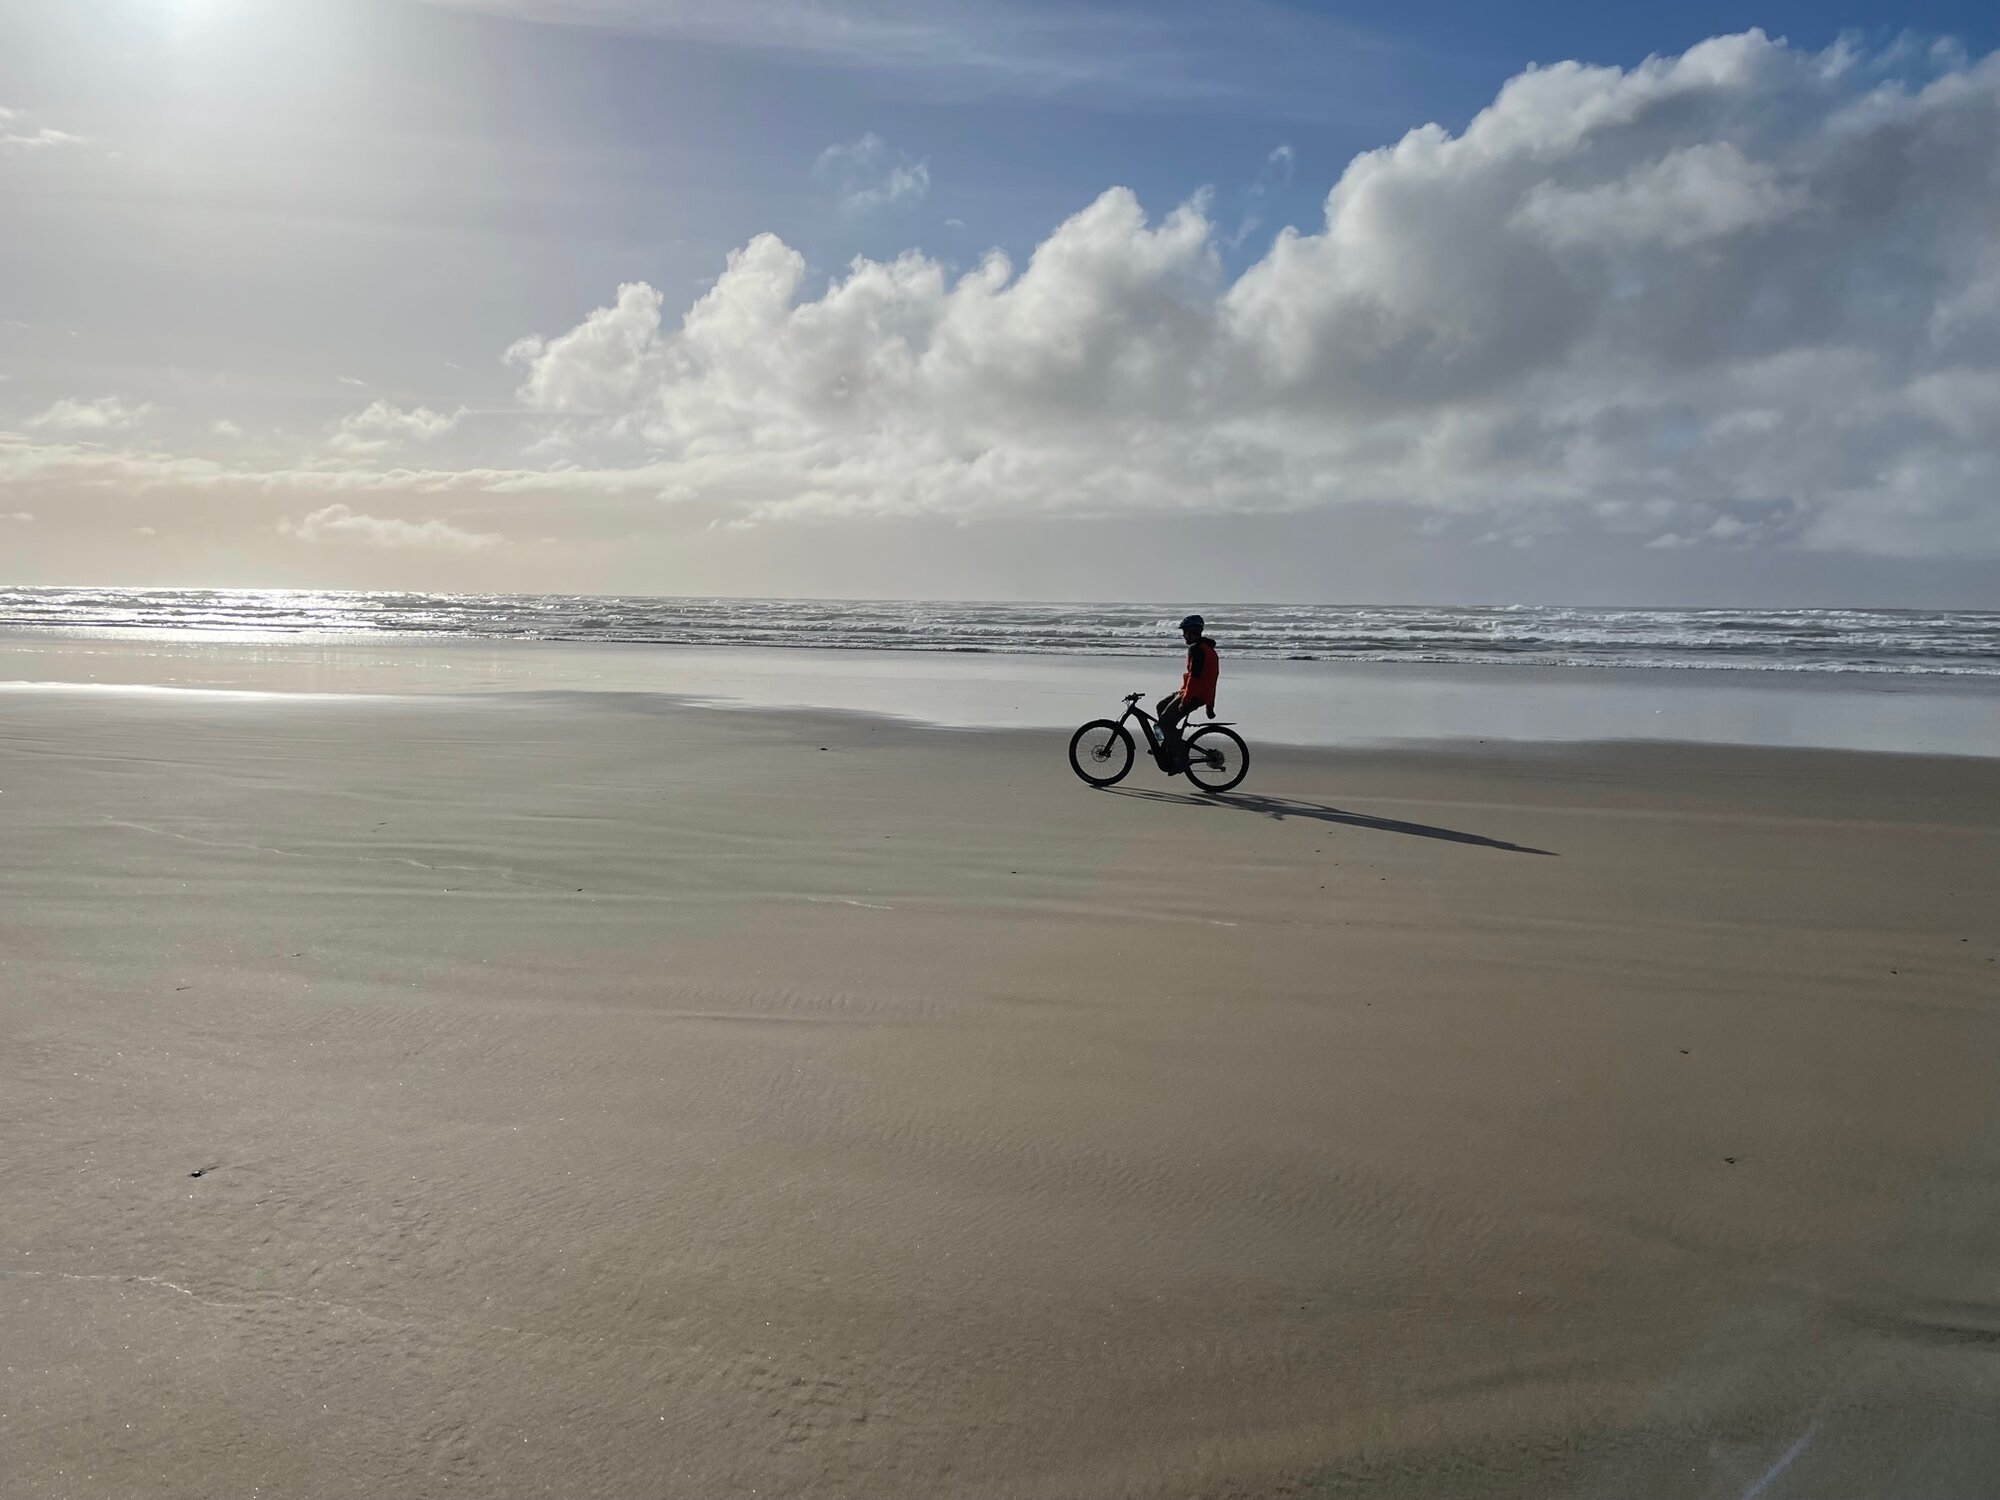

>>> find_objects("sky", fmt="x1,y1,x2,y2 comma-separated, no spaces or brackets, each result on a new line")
2,0,1998,605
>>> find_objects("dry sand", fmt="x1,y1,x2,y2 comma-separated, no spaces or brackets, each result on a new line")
3,689,1998,1498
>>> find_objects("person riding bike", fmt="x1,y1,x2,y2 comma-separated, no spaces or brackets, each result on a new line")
1156,614,1219,773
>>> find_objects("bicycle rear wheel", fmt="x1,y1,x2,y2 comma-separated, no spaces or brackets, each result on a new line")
1068,720,1135,787
1183,726,1248,793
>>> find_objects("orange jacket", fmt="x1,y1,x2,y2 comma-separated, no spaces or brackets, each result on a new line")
1180,637,1219,710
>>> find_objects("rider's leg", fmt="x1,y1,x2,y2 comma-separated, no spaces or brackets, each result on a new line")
1156,694,1189,770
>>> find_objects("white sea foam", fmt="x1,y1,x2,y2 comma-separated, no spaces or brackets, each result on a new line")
1,588,1994,676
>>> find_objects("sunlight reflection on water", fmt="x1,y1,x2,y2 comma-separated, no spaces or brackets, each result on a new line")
5,633,1997,758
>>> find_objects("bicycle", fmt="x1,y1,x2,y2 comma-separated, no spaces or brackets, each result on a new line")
1067,693,1249,794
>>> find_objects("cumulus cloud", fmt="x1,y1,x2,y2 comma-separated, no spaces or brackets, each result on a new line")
279,503,503,550
506,285,664,416
1512,141,1802,250
814,133,930,214
28,396,151,432
327,400,465,455
0,105,87,152
500,33,2000,557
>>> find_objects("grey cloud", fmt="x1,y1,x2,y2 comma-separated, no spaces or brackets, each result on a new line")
28,396,152,433
326,400,466,455
279,503,503,550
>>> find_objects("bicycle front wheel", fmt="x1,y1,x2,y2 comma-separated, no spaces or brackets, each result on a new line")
1183,726,1248,793
1068,720,1135,787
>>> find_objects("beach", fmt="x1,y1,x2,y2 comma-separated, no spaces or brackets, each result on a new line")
4,669,1999,1497
11,0,2000,1483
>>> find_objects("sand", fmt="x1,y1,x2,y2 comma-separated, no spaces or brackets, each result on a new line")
8,631,2000,757
3,688,1998,1498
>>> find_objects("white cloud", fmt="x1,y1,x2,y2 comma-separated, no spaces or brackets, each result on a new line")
520,426,577,461
0,105,87,153
814,133,930,214
3,510,32,522
327,400,465,455
279,503,503,551
28,396,151,433
868,161,930,212
504,282,668,418
6,31,1995,572
505,283,664,415
1229,142,1300,246
0,431,675,501
499,33,2000,557
212,418,243,438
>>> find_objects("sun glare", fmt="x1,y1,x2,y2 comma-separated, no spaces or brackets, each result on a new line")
156,0,247,31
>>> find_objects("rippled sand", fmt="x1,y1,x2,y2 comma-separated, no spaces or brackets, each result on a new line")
4,691,1997,1497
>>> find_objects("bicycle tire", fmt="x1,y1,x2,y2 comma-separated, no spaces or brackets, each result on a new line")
1068,720,1136,787
1183,726,1248,793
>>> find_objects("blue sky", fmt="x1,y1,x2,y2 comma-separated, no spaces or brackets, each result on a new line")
3,1,1998,603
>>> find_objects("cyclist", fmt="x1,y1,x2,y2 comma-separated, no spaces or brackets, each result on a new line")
1156,613,1218,772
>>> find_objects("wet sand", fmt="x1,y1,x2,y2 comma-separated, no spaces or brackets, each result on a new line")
8,629,2000,757
4,689,1998,1498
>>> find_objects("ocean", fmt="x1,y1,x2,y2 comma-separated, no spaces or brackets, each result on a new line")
2,588,1995,676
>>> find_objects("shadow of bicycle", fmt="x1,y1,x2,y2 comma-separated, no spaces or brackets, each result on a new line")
1104,787,1557,856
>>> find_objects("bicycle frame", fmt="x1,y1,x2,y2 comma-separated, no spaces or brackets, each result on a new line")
1113,695,1164,750
1114,694,1232,757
